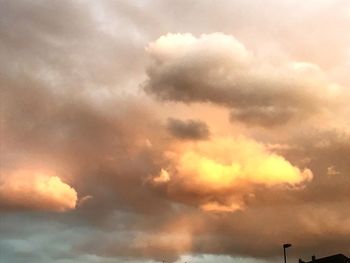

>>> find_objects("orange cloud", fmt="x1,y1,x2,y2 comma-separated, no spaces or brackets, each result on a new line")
153,169,171,184
0,169,77,212
153,136,312,212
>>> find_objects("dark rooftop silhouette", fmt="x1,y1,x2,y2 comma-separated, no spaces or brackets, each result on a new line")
299,254,349,263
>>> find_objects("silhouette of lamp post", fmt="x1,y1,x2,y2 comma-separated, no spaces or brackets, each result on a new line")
283,243,292,263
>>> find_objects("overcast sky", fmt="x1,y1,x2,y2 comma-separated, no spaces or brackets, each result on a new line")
1,1,350,262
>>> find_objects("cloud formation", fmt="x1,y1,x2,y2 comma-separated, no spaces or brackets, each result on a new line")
145,33,339,126
166,118,210,140
152,136,312,212
2,1,350,263
0,169,77,212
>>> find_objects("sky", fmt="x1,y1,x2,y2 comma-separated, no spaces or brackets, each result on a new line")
1,0,350,262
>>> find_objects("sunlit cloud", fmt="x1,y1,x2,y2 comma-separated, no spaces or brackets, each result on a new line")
0,169,77,212
153,136,312,212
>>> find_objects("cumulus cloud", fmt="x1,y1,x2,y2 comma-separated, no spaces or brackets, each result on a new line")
0,169,77,212
145,33,340,126
152,136,312,212
166,118,210,140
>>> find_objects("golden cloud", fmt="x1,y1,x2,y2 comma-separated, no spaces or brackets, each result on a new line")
0,169,77,212
153,136,312,212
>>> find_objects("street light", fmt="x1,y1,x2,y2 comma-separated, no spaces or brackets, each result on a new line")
283,243,292,263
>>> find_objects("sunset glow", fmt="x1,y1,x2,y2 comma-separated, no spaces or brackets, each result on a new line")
0,169,77,212
2,1,350,262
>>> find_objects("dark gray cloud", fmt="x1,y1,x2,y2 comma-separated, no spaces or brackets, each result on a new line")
166,118,210,140
144,33,339,127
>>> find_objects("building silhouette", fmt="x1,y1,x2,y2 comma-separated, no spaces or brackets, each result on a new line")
299,254,349,263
